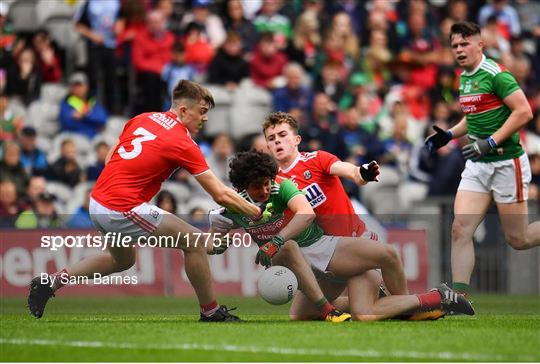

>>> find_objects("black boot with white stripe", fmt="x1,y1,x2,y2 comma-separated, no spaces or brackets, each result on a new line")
434,283,475,316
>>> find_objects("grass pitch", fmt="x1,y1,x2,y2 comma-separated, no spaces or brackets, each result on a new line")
1,294,539,362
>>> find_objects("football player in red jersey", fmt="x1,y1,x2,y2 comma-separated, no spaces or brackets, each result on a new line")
262,112,458,320
28,81,262,322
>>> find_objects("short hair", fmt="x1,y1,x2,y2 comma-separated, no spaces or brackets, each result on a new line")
261,111,299,136
229,151,278,191
450,21,481,41
172,41,185,53
172,80,215,109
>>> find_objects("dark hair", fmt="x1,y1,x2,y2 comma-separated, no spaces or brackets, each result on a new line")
450,21,481,41
172,41,185,53
172,80,215,109
156,190,178,214
262,111,299,136
229,151,278,191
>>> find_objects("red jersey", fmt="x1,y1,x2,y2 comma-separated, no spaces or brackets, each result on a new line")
92,111,208,211
276,151,365,237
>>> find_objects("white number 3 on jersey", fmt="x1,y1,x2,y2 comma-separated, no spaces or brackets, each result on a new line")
118,127,157,160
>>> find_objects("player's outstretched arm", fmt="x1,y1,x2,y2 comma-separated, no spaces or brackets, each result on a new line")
329,160,380,186
195,170,261,217
491,90,533,145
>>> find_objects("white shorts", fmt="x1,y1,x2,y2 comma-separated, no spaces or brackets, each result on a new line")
301,229,381,273
458,153,531,203
89,197,165,239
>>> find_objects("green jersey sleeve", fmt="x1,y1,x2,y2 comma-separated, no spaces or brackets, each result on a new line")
492,71,520,100
275,179,304,212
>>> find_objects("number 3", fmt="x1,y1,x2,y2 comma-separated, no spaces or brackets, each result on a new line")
118,127,157,160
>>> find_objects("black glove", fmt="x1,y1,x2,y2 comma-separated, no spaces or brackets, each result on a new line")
462,137,496,161
425,126,452,154
359,161,380,182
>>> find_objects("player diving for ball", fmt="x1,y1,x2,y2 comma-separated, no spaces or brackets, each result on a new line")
425,22,540,298
209,151,475,321
261,111,474,320
28,80,265,322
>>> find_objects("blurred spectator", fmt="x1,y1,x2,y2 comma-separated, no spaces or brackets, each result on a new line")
156,190,178,214
250,133,269,154
0,141,28,197
249,32,287,89
313,60,346,105
206,133,234,185
31,30,62,83
329,11,360,61
338,72,369,110
482,15,511,62
511,56,535,97
15,191,62,229
286,10,320,71
478,0,521,40
19,126,48,176
74,0,121,113
447,0,468,22
182,22,215,77
67,189,94,228
22,175,47,209
0,92,23,143
428,66,459,109
380,113,413,175
398,11,440,90
223,0,257,52
300,93,346,159
181,0,226,48
272,62,313,121
360,43,392,95
132,9,175,114
86,141,109,181
328,0,364,36
189,206,207,226
339,105,385,166
48,139,83,188
253,0,292,49
313,28,352,77
161,42,196,108
157,0,184,35
5,47,41,106
59,72,108,139
208,32,248,90
0,179,24,227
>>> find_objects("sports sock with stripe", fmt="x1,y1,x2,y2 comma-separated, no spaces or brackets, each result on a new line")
452,282,471,297
50,269,69,291
316,297,334,318
416,291,442,310
200,300,219,317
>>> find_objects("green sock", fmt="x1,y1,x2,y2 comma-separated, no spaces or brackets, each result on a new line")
315,297,328,307
452,282,471,295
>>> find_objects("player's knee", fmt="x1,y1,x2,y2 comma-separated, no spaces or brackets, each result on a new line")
451,219,470,244
505,232,528,250
281,240,299,254
382,245,400,267
350,310,377,321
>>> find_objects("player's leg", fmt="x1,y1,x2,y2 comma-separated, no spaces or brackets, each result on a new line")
153,212,239,321
494,154,539,250
289,278,346,321
497,201,540,249
326,237,408,295
272,240,351,322
28,245,137,319
451,190,492,294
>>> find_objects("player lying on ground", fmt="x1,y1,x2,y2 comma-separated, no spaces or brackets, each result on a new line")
262,111,474,320
210,151,474,320
28,80,264,322
425,21,540,297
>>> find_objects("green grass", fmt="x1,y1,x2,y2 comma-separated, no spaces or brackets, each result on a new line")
1,295,539,362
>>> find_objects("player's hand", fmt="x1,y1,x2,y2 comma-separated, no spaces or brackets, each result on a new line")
425,126,452,154
208,207,233,233
462,137,495,161
253,203,273,224
255,235,284,268
359,161,380,182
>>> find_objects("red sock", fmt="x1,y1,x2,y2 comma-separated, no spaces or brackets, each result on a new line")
319,302,334,318
50,269,68,291
416,291,442,310
200,300,219,316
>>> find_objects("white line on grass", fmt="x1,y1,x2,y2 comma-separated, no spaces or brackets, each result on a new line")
1,337,537,362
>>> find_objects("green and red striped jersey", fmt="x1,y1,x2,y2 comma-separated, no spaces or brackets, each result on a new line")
458,55,524,162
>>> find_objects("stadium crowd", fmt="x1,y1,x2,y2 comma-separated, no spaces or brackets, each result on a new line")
1,0,539,228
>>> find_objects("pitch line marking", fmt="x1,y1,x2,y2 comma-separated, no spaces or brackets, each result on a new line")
1,337,537,361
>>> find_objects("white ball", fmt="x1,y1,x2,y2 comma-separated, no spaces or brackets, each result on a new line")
257,266,298,305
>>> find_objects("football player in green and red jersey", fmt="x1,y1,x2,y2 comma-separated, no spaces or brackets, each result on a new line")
425,21,540,297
